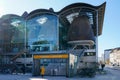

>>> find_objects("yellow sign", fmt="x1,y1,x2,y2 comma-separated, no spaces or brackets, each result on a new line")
34,54,68,59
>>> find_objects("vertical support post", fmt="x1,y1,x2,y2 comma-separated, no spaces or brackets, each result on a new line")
25,20,27,52
68,53,70,77
96,10,99,62
57,15,59,51
32,57,35,76
24,20,27,69
66,54,70,77
104,50,105,63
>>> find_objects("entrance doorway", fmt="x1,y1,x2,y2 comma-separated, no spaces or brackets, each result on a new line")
33,54,68,76
40,58,67,76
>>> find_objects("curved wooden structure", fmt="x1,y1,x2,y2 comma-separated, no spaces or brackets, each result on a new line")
68,15,95,41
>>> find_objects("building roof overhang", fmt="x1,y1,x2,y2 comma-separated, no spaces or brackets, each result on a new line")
58,2,106,36
26,2,106,36
26,9,57,20
1,14,21,19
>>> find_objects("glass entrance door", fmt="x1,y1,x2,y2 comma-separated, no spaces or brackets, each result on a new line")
40,58,67,76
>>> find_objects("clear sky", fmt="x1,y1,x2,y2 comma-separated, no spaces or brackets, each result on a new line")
0,0,120,57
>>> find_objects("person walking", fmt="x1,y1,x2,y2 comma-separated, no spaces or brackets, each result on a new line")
101,63,105,71
21,64,25,74
40,66,45,78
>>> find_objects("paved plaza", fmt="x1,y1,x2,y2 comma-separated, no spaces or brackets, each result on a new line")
0,67,120,80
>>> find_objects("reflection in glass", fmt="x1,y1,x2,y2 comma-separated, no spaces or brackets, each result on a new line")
36,17,48,24
0,15,25,53
27,15,58,52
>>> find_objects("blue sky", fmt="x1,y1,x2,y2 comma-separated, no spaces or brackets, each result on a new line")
0,0,120,57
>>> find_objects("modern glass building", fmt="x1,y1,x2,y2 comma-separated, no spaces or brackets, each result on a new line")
0,2,106,77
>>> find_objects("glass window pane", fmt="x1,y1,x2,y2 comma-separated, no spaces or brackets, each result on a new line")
27,14,58,52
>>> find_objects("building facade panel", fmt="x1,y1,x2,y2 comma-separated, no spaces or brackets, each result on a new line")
110,48,120,66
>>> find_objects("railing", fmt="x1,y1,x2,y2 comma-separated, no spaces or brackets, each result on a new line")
11,49,28,61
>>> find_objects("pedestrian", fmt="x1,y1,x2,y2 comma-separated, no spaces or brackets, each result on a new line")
101,63,105,71
40,66,45,78
21,64,25,74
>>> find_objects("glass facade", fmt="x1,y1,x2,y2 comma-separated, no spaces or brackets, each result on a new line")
0,14,59,53
59,22,69,50
10,17,25,52
27,14,58,52
0,12,96,53
40,58,67,75
0,15,25,53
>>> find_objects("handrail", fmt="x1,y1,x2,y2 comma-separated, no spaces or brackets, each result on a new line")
11,50,27,61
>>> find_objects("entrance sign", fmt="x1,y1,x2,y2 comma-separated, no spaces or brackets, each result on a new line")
34,54,68,59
